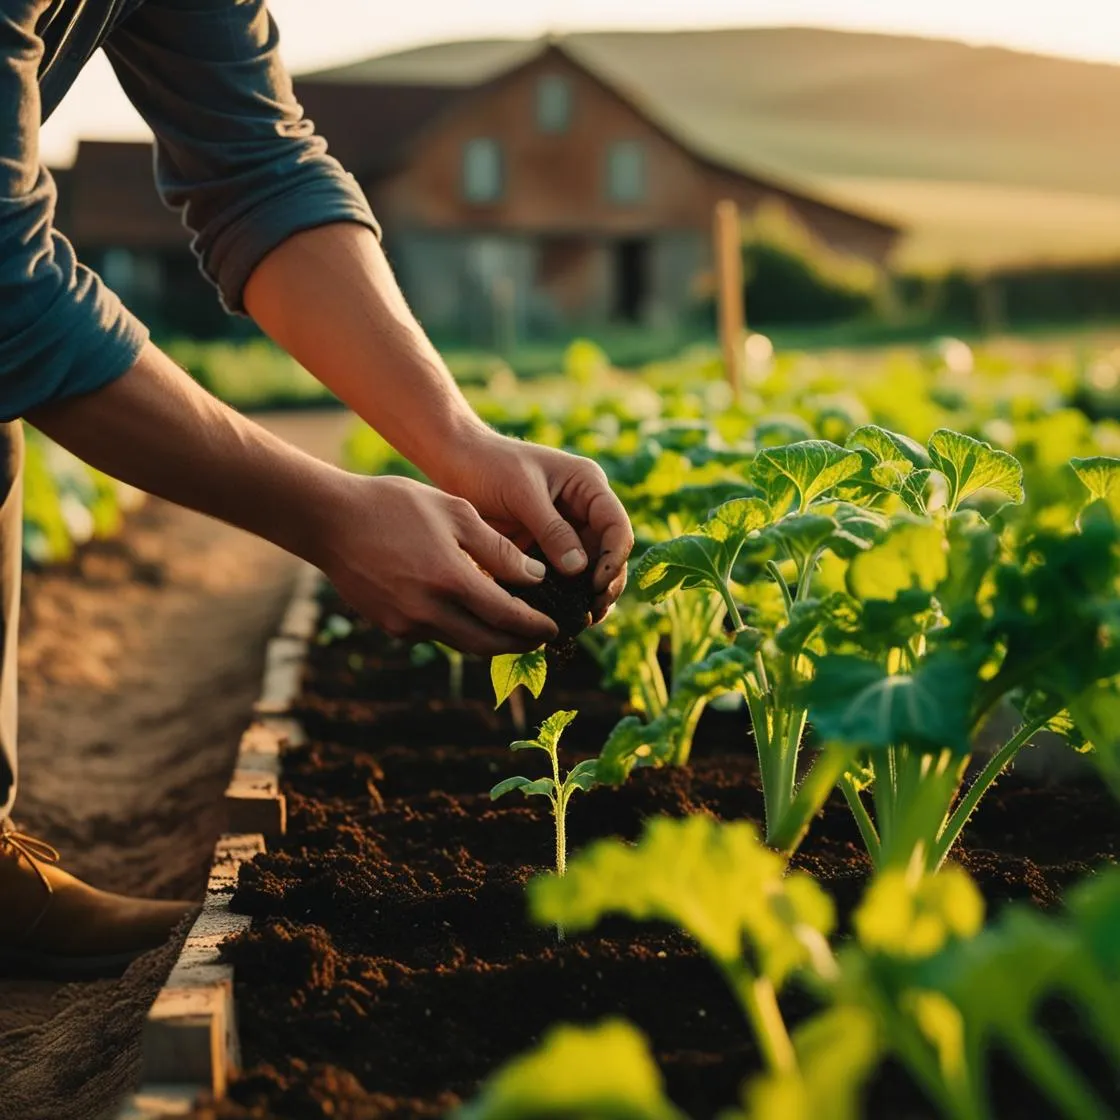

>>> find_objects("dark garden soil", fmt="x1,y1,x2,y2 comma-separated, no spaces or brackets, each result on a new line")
205,594,1120,1120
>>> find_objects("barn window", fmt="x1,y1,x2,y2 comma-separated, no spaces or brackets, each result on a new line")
606,140,646,204
462,138,503,203
536,75,572,133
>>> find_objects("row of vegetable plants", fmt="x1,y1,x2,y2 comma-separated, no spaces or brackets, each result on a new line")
211,338,1119,1119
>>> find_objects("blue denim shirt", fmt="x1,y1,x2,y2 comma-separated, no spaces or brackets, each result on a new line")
1,0,378,419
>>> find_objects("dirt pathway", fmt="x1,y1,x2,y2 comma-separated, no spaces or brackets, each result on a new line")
0,409,353,1120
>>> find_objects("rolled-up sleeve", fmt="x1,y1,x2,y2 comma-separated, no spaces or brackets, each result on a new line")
104,0,380,314
0,1,148,419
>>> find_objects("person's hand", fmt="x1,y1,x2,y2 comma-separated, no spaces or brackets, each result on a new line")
431,431,635,622
313,473,559,655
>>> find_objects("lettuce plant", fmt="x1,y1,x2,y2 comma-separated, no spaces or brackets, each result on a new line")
490,710,599,884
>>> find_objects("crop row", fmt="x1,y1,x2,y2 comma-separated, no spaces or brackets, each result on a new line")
341,339,1120,1119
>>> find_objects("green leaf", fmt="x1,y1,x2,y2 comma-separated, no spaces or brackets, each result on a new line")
740,1006,880,1120
1071,456,1120,508
455,1018,685,1120
667,646,751,717
1066,682,1120,799
595,714,677,784
804,652,976,752
846,424,930,468
489,775,556,800
538,708,578,750
633,535,733,604
936,511,999,629
753,441,864,513
928,429,1024,512
896,468,934,515
564,757,602,793
702,496,772,541
530,815,834,983
491,648,547,709
510,709,578,755
846,520,948,603
854,866,985,959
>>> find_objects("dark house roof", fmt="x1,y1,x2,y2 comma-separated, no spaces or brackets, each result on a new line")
295,82,460,180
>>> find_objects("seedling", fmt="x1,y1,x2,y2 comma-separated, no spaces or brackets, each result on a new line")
410,641,466,701
490,710,599,933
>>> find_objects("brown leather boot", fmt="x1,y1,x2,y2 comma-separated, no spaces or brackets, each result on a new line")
0,820,198,980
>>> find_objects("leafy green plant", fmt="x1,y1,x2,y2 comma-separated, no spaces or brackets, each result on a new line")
456,1018,684,1120
844,866,1120,1120
531,815,839,1080
490,711,599,895
807,453,1120,873
624,440,893,851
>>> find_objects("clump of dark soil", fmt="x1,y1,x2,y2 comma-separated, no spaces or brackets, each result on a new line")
499,548,595,643
207,589,1120,1120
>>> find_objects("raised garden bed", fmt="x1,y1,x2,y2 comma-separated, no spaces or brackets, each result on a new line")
197,590,1119,1120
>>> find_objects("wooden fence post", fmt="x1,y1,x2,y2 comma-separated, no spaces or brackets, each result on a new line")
713,200,745,395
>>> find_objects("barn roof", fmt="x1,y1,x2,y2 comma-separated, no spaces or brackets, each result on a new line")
298,35,901,235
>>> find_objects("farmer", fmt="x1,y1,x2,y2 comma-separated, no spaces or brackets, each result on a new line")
0,0,632,979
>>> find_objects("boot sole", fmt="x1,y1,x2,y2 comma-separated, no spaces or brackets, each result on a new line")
0,944,151,981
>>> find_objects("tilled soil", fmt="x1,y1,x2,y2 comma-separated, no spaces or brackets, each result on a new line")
205,602,1120,1120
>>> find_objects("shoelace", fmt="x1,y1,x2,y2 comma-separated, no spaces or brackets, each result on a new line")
0,821,60,897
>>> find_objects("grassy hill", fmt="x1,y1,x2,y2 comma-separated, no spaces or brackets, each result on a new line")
310,28,1120,272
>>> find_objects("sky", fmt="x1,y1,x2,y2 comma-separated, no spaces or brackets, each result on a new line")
39,0,1120,165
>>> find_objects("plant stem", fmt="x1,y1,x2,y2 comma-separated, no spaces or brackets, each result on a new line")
1005,1025,1112,1120
553,789,567,943
721,587,746,633
448,651,464,703
933,716,1046,869
840,773,881,863
769,744,854,855
725,963,797,1075
767,560,794,614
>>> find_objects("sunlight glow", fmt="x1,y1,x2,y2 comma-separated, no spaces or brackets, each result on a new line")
38,0,1120,166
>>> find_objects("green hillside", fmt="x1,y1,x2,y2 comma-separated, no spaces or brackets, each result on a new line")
308,28,1120,272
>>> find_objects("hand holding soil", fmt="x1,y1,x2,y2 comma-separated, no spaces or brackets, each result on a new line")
314,473,560,656
426,431,634,622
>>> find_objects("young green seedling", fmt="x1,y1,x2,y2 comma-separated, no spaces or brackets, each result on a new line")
490,710,599,899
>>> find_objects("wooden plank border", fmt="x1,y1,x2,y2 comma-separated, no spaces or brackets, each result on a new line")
116,563,323,1117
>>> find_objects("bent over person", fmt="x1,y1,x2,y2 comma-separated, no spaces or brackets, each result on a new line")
0,0,633,979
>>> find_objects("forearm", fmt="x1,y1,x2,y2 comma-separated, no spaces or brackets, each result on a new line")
242,223,488,485
26,341,341,564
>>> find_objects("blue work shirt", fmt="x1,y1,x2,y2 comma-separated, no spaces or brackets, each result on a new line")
1,0,378,419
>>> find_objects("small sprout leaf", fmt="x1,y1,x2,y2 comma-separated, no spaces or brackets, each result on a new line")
491,648,548,709
489,775,556,800
565,758,602,793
